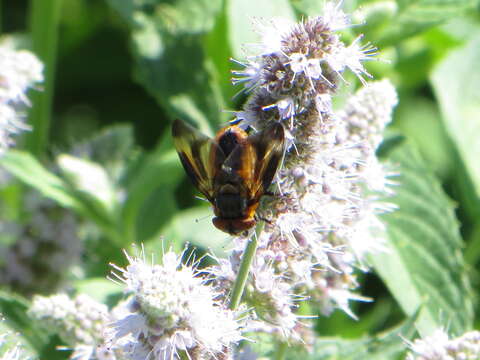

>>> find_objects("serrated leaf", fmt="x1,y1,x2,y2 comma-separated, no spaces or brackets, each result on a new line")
372,138,473,337
376,0,476,46
431,34,480,199
228,0,296,59
0,150,82,211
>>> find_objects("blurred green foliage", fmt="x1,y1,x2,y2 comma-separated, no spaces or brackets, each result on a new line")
1,0,480,358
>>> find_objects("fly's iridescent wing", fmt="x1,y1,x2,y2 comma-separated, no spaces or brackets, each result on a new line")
172,119,226,202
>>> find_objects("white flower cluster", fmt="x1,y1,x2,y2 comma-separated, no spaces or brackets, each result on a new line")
108,248,243,360
406,329,480,360
0,42,43,154
217,3,398,342
29,294,110,351
28,293,117,360
27,250,245,360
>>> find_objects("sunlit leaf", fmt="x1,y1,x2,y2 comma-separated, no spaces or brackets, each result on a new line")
228,0,296,58
57,154,118,213
0,150,81,211
147,206,230,256
372,137,473,336
73,278,122,306
376,0,476,46
296,317,416,360
71,124,135,181
431,34,480,199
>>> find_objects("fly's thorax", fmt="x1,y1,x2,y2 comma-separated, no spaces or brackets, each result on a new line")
215,125,248,157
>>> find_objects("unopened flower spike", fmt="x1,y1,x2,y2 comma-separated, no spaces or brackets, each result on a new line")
28,293,113,360
217,1,399,345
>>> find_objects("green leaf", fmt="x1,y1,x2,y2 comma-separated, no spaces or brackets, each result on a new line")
0,291,47,353
0,151,122,245
393,96,454,177
431,34,480,199
147,206,230,256
107,0,226,130
136,188,178,243
121,149,183,244
375,0,477,46
372,137,473,336
296,318,417,360
0,150,82,211
204,1,237,103
244,317,416,359
73,278,122,306
227,0,296,59
57,154,118,213
71,124,135,181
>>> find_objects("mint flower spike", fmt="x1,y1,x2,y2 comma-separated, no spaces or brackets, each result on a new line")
27,293,120,360
218,2,398,345
406,329,480,360
28,293,112,360
0,41,43,154
108,247,244,360
0,190,81,296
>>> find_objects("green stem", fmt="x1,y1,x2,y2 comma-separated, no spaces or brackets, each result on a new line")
273,341,288,360
26,0,62,157
228,223,264,310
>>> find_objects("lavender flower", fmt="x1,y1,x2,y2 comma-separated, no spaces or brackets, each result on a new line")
0,41,43,154
28,293,119,360
109,248,244,360
216,3,397,343
0,190,81,296
406,329,480,360
29,294,111,357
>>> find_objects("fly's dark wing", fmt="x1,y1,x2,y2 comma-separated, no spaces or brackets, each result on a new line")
172,119,226,202
221,122,285,202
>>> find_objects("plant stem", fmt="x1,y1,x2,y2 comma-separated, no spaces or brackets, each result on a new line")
228,223,263,310
26,0,62,157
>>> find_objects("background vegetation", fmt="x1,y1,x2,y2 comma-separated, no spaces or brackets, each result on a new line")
1,0,479,358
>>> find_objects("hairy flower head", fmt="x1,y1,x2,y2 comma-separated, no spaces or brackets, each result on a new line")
109,248,243,359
